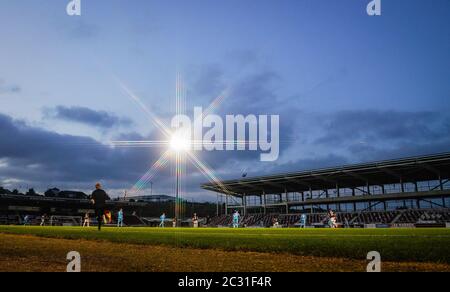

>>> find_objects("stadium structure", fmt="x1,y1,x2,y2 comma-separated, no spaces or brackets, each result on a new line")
0,192,217,227
1,153,449,228
203,153,450,228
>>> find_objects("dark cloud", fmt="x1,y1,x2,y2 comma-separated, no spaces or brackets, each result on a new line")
176,57,300,180
1,105,450,201
225,49,261,68
347,139,450,163
0,113,156,190
185,69,296,171
269,154,349,175
310,110,450,163
0,79,21,94
0,108,289,200
0,112,221,200
189,64,225,98
226,71,281,114
315,110,447,146
45,106,133,129
218,109,450,181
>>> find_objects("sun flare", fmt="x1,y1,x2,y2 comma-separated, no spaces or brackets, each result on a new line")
170,134,191,152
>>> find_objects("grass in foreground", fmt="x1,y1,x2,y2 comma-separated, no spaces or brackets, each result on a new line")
0,226,449,264
1,233,449,272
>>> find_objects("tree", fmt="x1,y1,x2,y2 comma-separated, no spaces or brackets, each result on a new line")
0,187,12,195
26,188,39,196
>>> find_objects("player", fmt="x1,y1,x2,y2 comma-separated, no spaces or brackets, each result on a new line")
105,210,112,224
23,215,30,226
327,209,337,228
232,210,240,228
299,214,307,228
90,183,110,231
272,217,280,228
172,217,177,228
40,214,46,226
192,213,199,228
83,212,90,227
117,209,124,227
159,213,166,228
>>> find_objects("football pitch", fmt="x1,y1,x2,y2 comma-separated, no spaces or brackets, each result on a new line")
0,226,449,272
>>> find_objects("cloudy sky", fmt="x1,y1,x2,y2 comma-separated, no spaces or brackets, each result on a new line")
0,0,449,201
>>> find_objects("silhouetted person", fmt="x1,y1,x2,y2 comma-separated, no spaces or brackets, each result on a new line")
90,183,110,231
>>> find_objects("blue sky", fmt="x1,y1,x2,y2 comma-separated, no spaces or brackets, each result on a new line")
0,0,449,201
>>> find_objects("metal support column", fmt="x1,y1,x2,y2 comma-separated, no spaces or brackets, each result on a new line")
263,190,266,215
225,194,228,215
336,183,340,211
401,178,406,208
243,194,247,216
352,188,357,212
285,188,289,214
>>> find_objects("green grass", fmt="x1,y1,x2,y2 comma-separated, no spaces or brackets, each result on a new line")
1,226,449,263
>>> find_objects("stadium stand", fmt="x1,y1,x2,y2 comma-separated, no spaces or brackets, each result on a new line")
0,190,218,226
208,214,232,226
49,215,82,226
204,153,450,228
396,209,450,224
352,211,399,224
123,214,146,226
208,208,450,227
0,215,21,225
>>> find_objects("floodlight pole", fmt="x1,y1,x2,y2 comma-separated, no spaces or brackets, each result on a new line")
176,166,179,219
175,152,180,225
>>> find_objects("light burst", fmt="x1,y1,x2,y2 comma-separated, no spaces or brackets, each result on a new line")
112,73,234,220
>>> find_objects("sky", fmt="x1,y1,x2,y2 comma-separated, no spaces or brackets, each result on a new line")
0,0,449,201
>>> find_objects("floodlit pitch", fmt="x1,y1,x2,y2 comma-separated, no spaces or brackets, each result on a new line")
0,226,449,272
